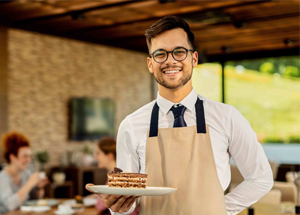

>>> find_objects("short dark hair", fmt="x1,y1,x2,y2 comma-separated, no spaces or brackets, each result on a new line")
98,137,116,161
2,132,30,163
145,16,195,52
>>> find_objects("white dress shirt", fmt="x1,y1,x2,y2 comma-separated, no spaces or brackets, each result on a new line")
111,89,273,215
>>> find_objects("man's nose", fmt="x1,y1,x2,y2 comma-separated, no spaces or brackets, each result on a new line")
165,52,178,64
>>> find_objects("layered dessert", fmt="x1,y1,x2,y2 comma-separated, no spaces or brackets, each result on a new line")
108,167,147,188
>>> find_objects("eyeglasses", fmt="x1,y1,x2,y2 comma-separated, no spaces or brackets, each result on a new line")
150,47,193,63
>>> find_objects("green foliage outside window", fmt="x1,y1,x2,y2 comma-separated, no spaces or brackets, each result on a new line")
192,55,300,144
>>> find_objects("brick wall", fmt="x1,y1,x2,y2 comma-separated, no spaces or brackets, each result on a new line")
7,29,152,167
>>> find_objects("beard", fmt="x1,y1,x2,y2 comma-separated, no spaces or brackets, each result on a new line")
153,67,193,90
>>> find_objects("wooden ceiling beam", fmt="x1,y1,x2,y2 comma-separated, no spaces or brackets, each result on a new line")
192,15,300,39
223,0,300,21
0,0,134,24
201,39,300,56
207,47,299,62
78,13,299,41
28,1,260,35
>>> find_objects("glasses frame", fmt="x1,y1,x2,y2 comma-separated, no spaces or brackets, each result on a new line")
150,47,194,63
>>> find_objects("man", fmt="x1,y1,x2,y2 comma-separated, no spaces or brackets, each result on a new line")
86,16,273,215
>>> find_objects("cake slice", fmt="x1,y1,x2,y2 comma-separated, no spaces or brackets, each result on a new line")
107,167,147,188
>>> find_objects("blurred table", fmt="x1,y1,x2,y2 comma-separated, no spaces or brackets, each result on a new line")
3,208,99,215
64,166,107,196
237,202,298,215
48,181,74,198
2,199,99,215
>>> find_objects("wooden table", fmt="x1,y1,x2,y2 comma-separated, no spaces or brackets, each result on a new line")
2,200,99,215
238,202,298,215
2,200,298,215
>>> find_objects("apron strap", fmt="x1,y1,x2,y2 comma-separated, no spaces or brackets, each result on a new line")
149,97,206,137
195,97,206,134
149,102,159,137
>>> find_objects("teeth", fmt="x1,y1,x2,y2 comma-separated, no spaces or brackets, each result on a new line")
164,70,180,74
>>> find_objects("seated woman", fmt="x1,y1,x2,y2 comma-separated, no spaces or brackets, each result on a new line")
93,137,139,215
0,132,49,214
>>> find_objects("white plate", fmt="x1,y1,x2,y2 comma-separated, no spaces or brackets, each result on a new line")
62,197,97,207
23,199,59,206
32,206,51,212
87,185,177,196
54,210,75,215
20,206,51,212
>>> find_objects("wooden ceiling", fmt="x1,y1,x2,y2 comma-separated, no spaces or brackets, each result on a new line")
0,0,299,62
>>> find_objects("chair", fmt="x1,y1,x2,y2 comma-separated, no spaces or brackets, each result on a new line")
256,189,281,204
273,181,297,203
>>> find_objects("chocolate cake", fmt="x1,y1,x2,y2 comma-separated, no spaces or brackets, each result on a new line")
108,167,147,188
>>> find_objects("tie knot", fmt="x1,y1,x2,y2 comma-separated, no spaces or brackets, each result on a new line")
171,105,186,118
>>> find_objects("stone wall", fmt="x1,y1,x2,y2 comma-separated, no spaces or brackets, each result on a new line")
7,29,152,167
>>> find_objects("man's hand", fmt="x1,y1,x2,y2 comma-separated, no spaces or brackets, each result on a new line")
85,183,139,213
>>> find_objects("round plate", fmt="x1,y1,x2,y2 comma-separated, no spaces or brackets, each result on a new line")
87,185,177,196
54,210,75,215
62,198,97,207
23,199,59,206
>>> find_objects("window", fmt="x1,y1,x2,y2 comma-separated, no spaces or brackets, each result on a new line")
226,56,299,144
192,56,300,144
192,63,222,102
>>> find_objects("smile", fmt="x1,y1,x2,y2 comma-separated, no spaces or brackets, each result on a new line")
163,70,181,74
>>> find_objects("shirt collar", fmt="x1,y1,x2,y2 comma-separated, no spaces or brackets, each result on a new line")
156,88,198,115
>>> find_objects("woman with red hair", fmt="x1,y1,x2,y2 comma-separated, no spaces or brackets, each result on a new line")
0,132,49,214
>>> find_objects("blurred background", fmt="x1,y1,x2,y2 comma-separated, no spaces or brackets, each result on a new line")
0,0,299,207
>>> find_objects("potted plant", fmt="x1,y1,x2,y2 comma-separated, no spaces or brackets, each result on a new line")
36,150,50,171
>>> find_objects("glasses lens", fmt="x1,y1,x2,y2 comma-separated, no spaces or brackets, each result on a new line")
173,48,187,61
153,50,167,62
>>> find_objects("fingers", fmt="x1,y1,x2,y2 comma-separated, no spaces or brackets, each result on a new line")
85,183,94,193
103,195,122,208
109,196,138,213
99,194,110,200
123,196,139,212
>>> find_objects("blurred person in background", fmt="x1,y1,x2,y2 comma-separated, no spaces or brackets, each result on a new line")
0,132,49,214
90,137,139,215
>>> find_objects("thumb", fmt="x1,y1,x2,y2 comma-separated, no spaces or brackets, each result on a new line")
85,183,94,193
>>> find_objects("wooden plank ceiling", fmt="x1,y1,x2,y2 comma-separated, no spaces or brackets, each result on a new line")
0,0,299,61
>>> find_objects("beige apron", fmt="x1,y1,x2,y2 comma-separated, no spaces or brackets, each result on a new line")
140,98,227,215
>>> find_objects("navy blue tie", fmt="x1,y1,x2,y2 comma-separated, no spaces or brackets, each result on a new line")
171,105,187,127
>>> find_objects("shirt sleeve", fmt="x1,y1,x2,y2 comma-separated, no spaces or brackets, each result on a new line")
225,107,273,215
110,117,139,215
0,177,21,211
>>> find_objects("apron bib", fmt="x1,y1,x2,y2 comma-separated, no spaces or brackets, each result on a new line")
140,98,227,215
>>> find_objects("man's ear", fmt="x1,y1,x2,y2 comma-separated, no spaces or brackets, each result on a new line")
192,51,198,68
147,57,154,74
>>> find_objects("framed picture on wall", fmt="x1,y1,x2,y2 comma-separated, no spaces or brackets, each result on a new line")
69,98,115,141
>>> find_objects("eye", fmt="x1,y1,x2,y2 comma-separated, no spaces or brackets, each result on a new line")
173,48,186,55
154,51,167,58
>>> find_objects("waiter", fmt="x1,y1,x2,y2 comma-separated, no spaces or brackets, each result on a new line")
86,16,273,215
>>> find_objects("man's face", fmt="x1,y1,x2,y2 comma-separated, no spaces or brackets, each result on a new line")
147,28,198,90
